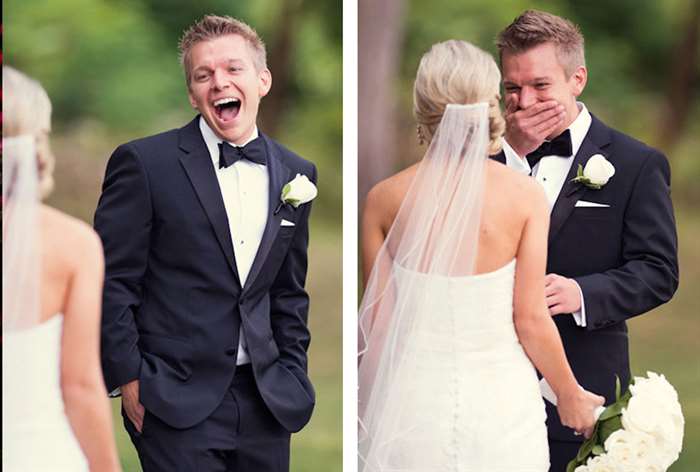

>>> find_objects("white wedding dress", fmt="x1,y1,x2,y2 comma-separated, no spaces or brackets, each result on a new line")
2,314,89,471
361,259,549,471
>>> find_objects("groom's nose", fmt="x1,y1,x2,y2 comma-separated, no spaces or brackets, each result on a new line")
212,68,230,91
518,87,537,109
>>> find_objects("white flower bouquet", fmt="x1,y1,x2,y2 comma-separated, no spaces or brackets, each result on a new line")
568,372,684,472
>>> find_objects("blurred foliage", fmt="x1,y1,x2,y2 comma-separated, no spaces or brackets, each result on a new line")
4,1,341,471
4,0,342,223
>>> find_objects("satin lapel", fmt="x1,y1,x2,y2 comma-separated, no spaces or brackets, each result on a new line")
548,115,612,245
243,134,291,292
177,117,241,285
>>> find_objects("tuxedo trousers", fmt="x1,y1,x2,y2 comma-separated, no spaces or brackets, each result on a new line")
123,365,291,472
548,440,581,472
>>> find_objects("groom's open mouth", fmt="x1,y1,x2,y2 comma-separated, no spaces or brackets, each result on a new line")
213,97,241,123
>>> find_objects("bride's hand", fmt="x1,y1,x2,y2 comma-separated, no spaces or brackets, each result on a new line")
556,388,605,438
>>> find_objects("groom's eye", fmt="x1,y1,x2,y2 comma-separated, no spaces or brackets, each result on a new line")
535,83,549,89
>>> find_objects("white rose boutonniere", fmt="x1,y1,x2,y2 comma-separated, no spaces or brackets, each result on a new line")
573,154,615,189
275,173,318,214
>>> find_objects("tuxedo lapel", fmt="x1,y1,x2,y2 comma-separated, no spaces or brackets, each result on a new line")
548,115,612,245
490,151,507,164
244,134,291,292
177,118,241,285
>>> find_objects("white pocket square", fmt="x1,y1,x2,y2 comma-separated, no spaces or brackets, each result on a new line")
280,219,295,227
575,200,610,208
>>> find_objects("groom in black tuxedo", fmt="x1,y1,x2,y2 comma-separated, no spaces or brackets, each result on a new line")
493,10,678,471
95,15,317,471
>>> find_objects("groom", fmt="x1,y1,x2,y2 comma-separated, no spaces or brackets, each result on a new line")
493,10,678,471
95,15,317,471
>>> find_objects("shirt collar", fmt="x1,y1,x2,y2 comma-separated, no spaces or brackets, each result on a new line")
568,102,592,159
198,116,259,166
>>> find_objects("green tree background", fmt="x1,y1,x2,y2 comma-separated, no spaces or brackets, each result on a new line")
4,1,341,471
359,0,699,471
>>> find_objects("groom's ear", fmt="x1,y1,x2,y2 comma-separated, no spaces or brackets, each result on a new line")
187,89,198,110
258,68,272,98
570,66,587,97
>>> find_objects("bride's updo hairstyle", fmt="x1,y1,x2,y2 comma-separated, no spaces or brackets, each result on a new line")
413,40,505,155
3,66,55,198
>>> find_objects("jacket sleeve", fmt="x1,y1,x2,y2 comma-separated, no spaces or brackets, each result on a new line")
575,149,679,330
94,144,152,391
268,163,318,373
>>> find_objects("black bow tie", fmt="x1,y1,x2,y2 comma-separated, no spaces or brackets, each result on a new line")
526,129,572,170
218,137,267,168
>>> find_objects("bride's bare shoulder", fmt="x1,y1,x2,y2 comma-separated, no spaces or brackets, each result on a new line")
486,160,546,210
40,205,103,264
364,164,419,226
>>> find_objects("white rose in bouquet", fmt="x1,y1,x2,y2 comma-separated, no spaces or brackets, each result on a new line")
604,429,661,471
578,454,621,472
632,373,678,399
622,372,684,468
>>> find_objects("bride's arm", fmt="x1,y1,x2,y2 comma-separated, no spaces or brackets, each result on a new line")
60,226,121,472
361,185,388,288
512,184,603,437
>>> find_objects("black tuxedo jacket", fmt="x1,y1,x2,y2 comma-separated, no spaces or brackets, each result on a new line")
95,116,317,433
493,114,678,441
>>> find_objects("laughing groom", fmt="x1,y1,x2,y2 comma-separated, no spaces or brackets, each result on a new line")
95,15,317,471
493,10,678,472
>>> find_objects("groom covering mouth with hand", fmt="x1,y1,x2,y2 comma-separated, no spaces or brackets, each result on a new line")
493,10,678,472
95,15,317,471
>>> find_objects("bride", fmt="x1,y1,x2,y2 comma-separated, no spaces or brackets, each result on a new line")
2,66,121,471
358,41,604,471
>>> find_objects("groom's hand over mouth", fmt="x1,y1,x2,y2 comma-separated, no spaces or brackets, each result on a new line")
121,379,145,433
545,273,582,316
504,97,566,158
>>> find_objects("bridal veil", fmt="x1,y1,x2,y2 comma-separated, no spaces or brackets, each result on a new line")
358,102,491,468
3,135,41,331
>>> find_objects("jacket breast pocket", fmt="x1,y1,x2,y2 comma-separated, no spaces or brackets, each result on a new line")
278,225,297,238
572,207,615,220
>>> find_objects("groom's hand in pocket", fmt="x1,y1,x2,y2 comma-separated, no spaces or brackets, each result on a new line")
545,273,582,316
504,97,566,157
121,379,145,433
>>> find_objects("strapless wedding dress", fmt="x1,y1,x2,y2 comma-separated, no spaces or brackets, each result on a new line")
361,259,549,472
3,314,89,471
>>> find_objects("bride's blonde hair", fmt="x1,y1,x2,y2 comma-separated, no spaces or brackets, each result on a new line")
3,66,55,198
413,40,505,155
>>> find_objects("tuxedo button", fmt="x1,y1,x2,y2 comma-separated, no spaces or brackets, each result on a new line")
225,348,237,356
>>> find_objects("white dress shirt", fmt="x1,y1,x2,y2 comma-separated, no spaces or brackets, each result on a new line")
200,118,269,364
502,102,591,327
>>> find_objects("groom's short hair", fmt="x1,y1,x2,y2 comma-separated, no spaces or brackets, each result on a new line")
179,15,267,86
496,10,585,77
